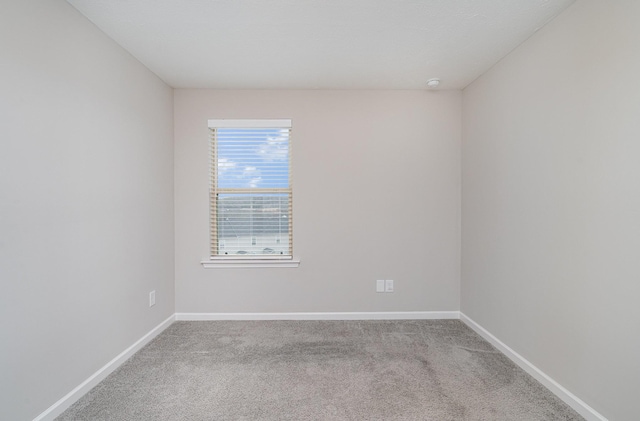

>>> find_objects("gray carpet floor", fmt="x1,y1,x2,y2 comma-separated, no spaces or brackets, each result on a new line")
57,320,584,420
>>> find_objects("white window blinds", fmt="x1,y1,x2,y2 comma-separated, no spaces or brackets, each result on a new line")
208,119,292,258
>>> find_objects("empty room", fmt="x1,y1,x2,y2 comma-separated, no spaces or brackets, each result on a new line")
1,0,639,420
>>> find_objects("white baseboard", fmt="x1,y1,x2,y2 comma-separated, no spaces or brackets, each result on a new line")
175,311,461,321
33,314,175,421
459,313,607,421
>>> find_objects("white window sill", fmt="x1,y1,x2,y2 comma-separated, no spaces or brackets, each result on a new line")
201,258,300,269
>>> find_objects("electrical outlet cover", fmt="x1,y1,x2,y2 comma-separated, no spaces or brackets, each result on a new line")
385,280,394,292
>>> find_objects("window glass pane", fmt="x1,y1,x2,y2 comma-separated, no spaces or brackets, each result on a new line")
217,128,290,189
217,193,290,255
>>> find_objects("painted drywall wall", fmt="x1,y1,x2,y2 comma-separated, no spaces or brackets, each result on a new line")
462,0,640,419
175,90,461,313
0,1,174,419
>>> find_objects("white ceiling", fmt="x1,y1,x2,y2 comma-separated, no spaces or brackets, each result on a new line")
66,0,575,90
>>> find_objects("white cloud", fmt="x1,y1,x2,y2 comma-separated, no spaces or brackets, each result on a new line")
257,135,289,161
217,158,236,175
242,166,262,188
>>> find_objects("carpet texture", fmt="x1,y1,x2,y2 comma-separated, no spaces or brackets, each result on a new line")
57,320,584,420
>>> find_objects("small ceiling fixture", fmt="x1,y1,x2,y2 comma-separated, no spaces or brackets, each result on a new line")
426,78,441,89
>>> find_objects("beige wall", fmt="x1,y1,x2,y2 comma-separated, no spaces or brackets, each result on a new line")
462,0,640,419
0,1,175,419
175,90,461,313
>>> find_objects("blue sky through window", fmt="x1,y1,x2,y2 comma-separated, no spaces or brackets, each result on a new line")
217,128,290,189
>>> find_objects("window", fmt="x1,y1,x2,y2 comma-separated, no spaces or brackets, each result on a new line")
204,119,297,267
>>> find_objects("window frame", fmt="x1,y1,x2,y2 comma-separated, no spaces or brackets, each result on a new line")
201,119,299,268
